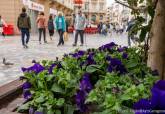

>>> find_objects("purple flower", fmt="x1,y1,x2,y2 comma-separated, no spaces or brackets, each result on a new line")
117,46,127,52
48,63,56,74
29,107,34,114
76,73,92,112
87,54,96,65
107,65,113,72
78,50,85,56
22,82,31,90
76,91,87,112
80,73,92,92
71,53,79,58
99,42,117,51
151,80,165,110
21,63,45,74
34,111,43,114
110,58,122,66
116,65,127,74
133,99,152,110
122,53,128,59
23,90,32,99
118,47,125,52
32,60,37,63
133,99,152,114
106,55,111,61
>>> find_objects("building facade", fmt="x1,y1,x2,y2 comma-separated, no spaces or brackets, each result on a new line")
0,0,74,34
106,3,131,24
74,0,106,24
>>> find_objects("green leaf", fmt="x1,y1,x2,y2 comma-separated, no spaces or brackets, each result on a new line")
35,96,45,103
51,83,65,93
55,110,61,114
47,109,54,114
17,102,30,113
86,65,99,73
121,94,131,101
64,104,75,114
56,98,65,107
38,80,44,88
140,26,148,42
126,60,138,68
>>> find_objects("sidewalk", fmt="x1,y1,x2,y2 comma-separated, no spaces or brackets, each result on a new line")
0,33,128,86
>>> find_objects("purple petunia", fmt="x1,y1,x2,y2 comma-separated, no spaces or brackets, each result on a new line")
22,82,31,90
110,58,122,67
107,65,113,72
122,53,128,59
133,99,152,114
106,55,111,61
34,111,43,114
99,42,117,51
151,80,165,110
78,50,85,56
86,53,96,65
134,80,165,113
76,73,93,112
79,73,92,92
29,107,34,114
117,46,128,52
23,90,32,100
107,58,127,74
22,63,45,74
48,63,57,74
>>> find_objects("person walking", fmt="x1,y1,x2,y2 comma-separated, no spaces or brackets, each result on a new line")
55,12,66,46
48,15,54,40
17,7,31,48
73,10,86,46
126,18,135,46
37,12,47,44
0,15,7,38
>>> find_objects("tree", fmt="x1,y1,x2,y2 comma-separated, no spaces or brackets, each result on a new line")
115,0,165,79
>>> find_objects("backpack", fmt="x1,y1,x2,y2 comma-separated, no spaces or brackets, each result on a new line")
18,16,29,28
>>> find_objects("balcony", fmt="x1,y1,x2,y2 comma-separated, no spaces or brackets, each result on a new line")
53,0,74,10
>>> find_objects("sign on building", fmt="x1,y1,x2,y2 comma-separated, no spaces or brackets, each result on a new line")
50,8,57,15
22,0,30,6
28,1,44,12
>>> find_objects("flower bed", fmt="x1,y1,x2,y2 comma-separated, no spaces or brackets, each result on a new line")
18,42,163,114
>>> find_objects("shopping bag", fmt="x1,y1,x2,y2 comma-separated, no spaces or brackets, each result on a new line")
64,32,68,41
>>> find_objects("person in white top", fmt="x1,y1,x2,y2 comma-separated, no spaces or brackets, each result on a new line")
0,15,7,38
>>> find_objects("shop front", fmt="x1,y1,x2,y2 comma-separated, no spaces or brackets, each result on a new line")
28,1,44,34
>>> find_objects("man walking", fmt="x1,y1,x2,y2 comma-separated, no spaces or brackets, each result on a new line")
17,7,31,48
73,10,86,46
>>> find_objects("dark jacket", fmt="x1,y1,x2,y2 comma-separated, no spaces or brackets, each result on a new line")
48,19,54,30
17,13,31,29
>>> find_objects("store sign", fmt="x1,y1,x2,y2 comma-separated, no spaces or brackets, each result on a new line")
22,0,29,5
28,1,44,12
50,8,57,15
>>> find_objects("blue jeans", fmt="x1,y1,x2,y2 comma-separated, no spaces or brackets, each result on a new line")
21,28,30,46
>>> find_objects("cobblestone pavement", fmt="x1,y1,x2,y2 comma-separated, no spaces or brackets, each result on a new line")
0,32,128,86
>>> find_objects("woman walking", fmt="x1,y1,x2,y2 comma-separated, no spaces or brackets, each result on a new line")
36,12,47,44
48,15,54,40
0,15,7,38
55,12,66,46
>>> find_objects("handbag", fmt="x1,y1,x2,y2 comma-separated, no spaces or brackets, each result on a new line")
64,32,68,41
